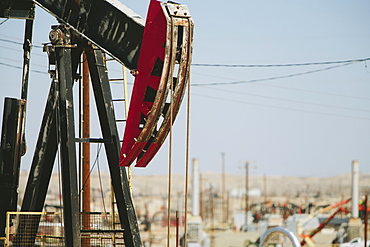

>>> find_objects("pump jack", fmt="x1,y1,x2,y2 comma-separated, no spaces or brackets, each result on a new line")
0,0,193,246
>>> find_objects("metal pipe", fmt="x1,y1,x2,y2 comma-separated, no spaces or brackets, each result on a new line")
260,227,300,247
297,198,351,235
82,52,91,215
300,207,344,246
82,52,91,247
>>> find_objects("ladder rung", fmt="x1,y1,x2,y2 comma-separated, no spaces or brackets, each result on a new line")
109,78,124,82
112,99,126,102
75,138,108,143
116,119,126,122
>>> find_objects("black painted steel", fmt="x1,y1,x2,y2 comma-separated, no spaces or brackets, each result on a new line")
56,45,81,247
0,0,35,19
16,40,83,246
15,81,59,246
21,81,58,212
34,0,144,69
0,98,26,238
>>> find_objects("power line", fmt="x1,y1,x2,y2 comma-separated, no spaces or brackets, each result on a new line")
202,86,370,113
0,38,43,48
0,62,47,74
257,82,370,101
1,36,368,96
2,35,369,69
191,62,356,86
191,70,370,101
192,57,370,68
1,34,24,42
0,45,45,57
1,34,45,45
0,19,8,26
192,93,370,121
0,59,133,83
0,56,46,68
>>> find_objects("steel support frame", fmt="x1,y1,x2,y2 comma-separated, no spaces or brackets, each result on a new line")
17,38,141,246
15,43,82,246
85,45,142,247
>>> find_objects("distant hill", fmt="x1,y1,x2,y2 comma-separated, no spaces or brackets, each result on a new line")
18,171,370,198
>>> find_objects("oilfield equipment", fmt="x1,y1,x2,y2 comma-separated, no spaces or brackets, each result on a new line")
0,0,193,245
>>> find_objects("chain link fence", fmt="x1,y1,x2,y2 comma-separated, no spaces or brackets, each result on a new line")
4,211,124,246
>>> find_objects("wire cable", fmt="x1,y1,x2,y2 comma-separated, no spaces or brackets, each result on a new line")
0,55,46,68
0,45,45,57
0,37,43,48
191,62,356,86
79,143,103,196
96,143,108,214
192,92,370,121
257,81,370,101
0,19,9,26
192,57,370,68
166,66,175,247
0,61,47,74
191,68,370,101
183,74,191,247
201,86,370,113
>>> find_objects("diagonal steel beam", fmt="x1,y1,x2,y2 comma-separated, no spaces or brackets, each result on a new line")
85,45,142,247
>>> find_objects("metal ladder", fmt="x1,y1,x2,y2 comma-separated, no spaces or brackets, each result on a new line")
103,54,133,229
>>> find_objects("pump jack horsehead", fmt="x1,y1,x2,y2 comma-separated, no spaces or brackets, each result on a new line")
119,0,194,167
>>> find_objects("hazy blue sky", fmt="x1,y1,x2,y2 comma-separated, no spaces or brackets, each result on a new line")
0,0,369,177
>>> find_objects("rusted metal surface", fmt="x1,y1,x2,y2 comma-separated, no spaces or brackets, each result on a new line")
81,52,91,246
119,1,193,168
119,0,168,167
135,12,194,167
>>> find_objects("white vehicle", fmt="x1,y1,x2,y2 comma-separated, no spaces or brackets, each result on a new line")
339,237,370,247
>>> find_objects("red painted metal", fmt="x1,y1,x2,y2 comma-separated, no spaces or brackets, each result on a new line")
135,17,193,167
119,0,193,168
119,0,168,167
300,207,345,246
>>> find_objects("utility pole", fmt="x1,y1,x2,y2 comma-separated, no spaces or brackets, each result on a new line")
245,161,249,223
241,160,255,228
